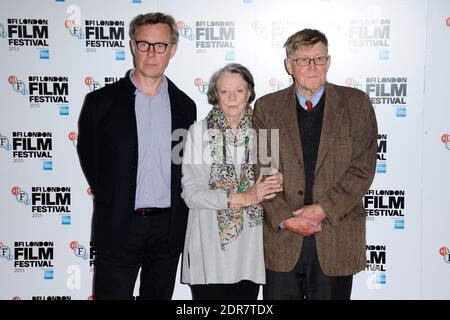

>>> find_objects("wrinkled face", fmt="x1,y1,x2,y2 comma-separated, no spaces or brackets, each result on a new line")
285,42,330,98
131,23,176,80
217,72,251,121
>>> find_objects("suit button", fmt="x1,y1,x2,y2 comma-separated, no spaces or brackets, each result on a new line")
298,190,304,195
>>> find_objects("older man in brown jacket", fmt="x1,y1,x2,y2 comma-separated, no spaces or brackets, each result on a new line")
253,29,377,300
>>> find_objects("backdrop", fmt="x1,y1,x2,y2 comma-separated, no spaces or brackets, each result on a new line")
1,0,449,300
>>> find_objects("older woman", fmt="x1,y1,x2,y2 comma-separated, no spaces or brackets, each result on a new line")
181,63,282,300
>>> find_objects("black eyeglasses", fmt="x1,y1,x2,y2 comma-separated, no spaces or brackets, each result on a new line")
290,55,329,67
134,40,173,54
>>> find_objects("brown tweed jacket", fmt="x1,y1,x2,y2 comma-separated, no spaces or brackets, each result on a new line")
253,82,378,276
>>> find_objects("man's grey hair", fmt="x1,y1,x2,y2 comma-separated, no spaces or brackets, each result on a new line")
129,12,179,44
284,28,328,57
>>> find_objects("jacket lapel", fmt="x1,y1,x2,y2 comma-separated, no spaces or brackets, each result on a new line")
167,78,184,135
167,77,187,194
314,82,344,175
276,85,304,169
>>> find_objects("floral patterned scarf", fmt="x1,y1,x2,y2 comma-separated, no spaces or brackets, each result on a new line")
207,105,263,250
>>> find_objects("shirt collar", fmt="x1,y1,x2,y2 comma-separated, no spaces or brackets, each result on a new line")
295,85,325,109
129,68,168,98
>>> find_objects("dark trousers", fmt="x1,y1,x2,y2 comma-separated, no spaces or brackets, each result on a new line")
93,211,179,300
190,280,260,300
263,235,353,300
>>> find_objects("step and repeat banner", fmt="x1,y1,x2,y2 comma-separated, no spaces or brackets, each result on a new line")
1,0,449,300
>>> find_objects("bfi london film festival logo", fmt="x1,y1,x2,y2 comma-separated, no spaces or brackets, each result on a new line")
364,189,405,229
13,241,54,279
0,241,14,261
377,133,387,173
441,134,450,151
32,295,71,301
2,131,53,170
84,76,120,92
365,244,387,289
251,20,299,50
439,247,450,264
177,20,235,61
0,132,12,151
348,17,390,60
8,75,70,115
68,131,78,147
268,77,293,92
345,77,407,118
194,77,209,95
11,185,72,223
86,186,94,200
64,5,125,60
2,17,49,59
70,241,95,271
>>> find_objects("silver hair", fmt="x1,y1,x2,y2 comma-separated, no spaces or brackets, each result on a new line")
207,63,256,105
284,28,328,57
129,12,179,44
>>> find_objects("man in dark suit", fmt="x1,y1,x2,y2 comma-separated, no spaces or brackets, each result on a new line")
77,12,196,300
253,29,377,299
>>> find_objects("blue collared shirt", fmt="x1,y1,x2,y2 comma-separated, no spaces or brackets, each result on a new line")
295,85,325,110
130,69,172,209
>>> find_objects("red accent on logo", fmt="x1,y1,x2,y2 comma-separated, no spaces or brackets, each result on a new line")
87,187,93,196
70,241,79,250
0,242,3,248
65,19,74,29
194,77,203,87
11,296,21,300
446,17,450,27
11,186,21,196
269,78,277,87
441,134,450,143
345,78,354,86
68,132,78,141
84,76,94,86
8,75,17,85
87,295,95,300
439,247,449,256
176,21,185,30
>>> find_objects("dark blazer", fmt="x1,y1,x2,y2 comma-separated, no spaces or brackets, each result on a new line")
253,82,377,276
77,71,196,254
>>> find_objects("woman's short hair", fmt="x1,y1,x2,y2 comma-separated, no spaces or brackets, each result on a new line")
207,63,256,105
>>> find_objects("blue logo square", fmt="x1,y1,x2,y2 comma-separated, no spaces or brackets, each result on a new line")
376,163,386,173
116,51,125,61
55,0,65,2
40,49,49,60
59,105,69,116
243,0,253,3
225,51,235,61
394,219,404,229
61,215,71,225
376,274,386,284
44,269,54,280
43,161,53,171
396,107,406,117
379,50,389,60
132,0,141,3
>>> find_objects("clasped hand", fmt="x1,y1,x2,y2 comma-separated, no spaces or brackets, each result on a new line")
283,204,326,236
245,170,283,205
